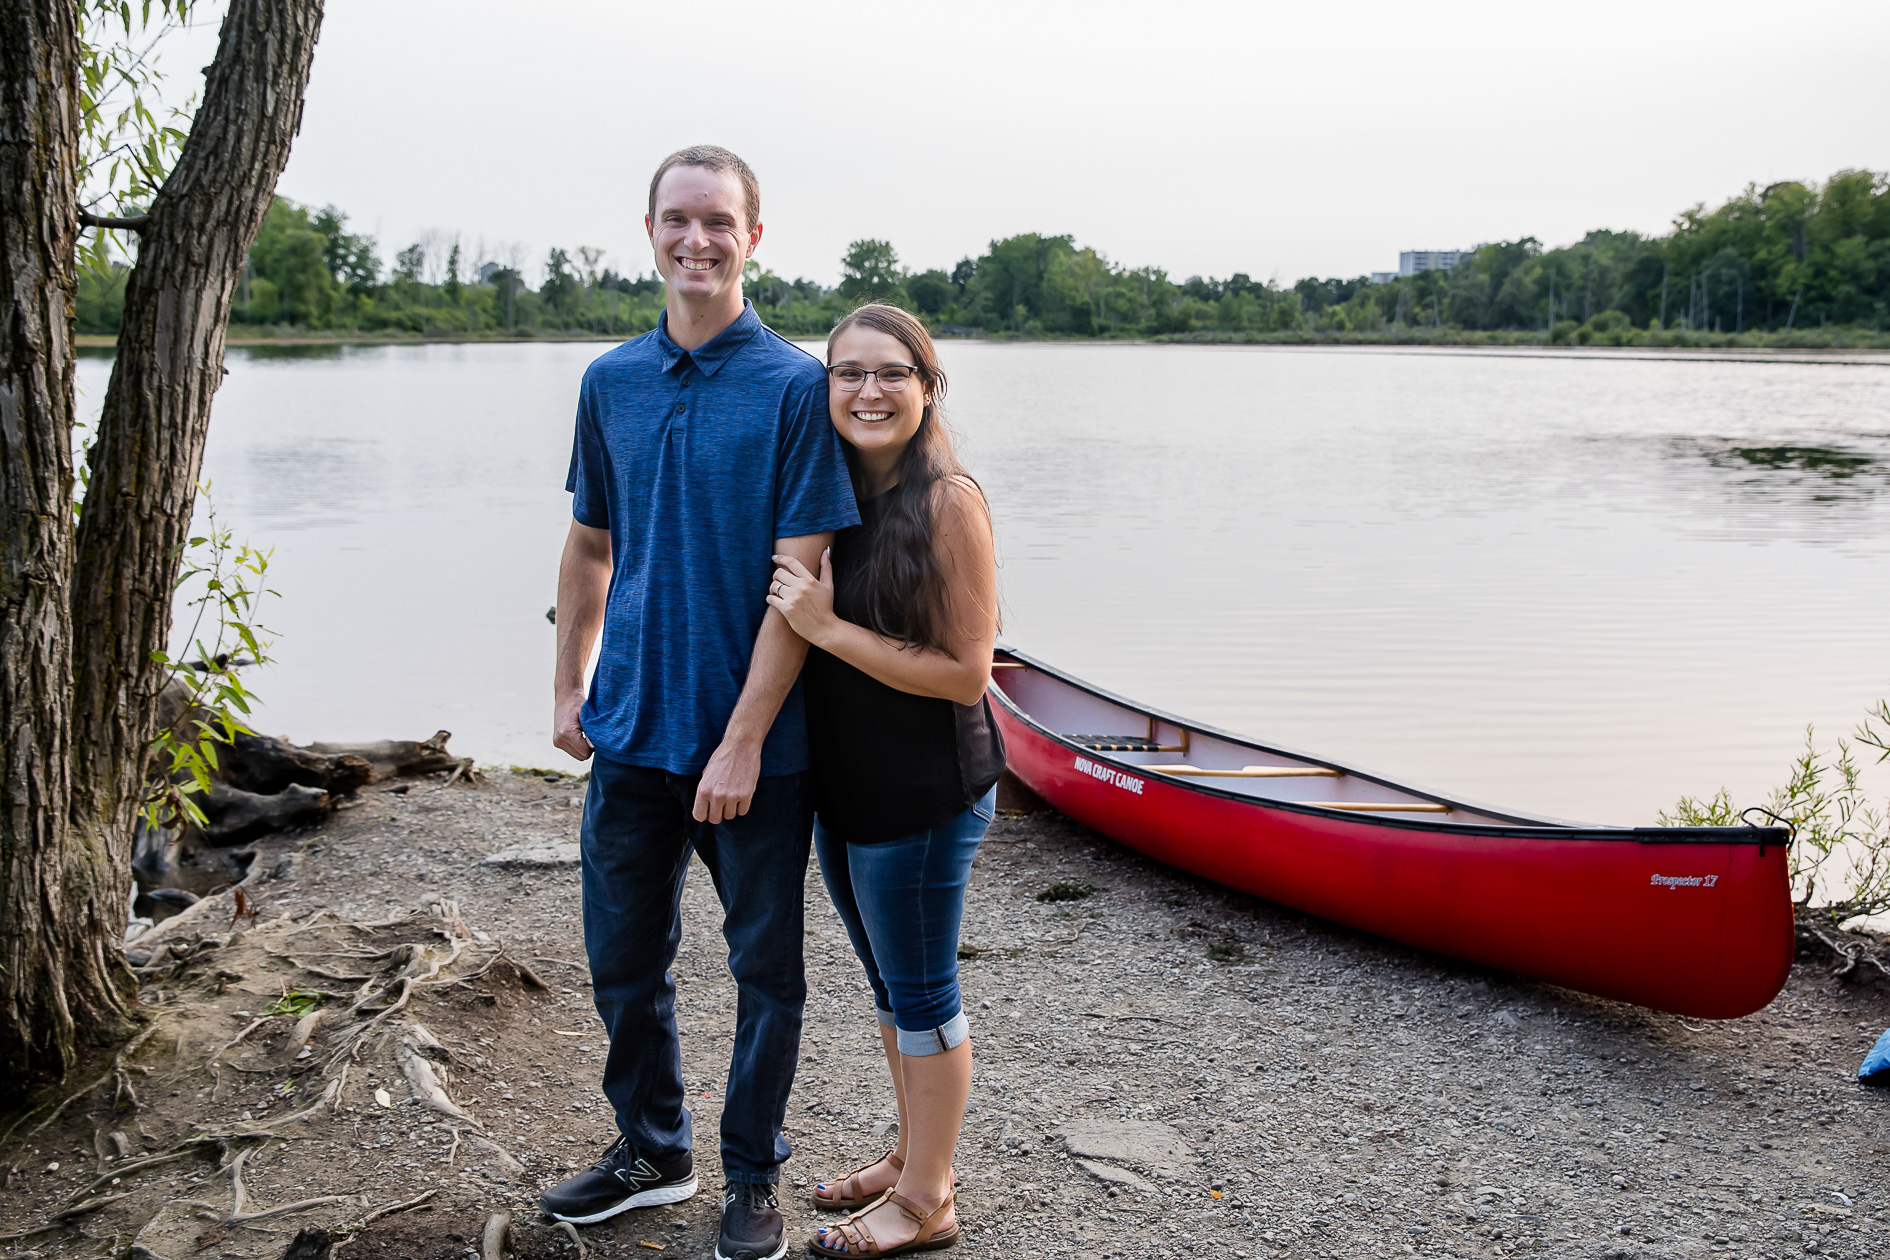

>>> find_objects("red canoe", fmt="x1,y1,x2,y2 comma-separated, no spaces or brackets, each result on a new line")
987,649,1793,1019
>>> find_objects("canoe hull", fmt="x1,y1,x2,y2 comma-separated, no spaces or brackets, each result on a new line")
990,668,1793,1020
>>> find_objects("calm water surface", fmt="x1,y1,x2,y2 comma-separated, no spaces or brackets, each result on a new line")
76,342,1890,826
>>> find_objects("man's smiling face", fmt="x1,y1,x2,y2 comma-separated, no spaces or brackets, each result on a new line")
645,165,760,308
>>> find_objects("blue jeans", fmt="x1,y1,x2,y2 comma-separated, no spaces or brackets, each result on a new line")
579,756,812,1184
814,789,994,1056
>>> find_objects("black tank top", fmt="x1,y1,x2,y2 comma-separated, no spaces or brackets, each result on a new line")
802,490,1006,844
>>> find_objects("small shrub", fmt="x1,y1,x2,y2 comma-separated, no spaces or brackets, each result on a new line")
1037,881,1096,903
1662,697,1890,930
1207,941,1250,965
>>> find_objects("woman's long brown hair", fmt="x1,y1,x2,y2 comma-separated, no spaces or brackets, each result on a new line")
825,303,993,654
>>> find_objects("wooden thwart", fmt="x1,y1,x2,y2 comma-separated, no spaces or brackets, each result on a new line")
1304,801,1450,813
1152,765,1341,779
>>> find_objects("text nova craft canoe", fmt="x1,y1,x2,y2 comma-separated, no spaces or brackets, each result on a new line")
987,649,1793,1019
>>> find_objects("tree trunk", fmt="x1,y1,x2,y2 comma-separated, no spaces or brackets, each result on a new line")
0,0,102,1093
0,0,325,1105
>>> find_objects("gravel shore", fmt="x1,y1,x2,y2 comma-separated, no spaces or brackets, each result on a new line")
3,770,1886,1259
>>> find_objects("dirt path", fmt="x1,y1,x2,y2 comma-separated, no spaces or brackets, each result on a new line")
3,770,1887,1259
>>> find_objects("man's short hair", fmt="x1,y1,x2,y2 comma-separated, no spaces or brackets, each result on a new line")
647,145,761,232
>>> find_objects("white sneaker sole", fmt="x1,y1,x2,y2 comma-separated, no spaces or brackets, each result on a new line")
548,1176,699,1225
715,1233,788,1260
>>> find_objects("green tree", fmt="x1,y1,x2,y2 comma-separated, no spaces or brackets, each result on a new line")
393,242,424,283
905,268,954,317
839,238,904,304
311,202,377,292
541,246,576,313
247,197,333,322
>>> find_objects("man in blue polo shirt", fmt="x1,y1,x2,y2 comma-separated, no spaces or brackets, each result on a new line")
542,146,858,1260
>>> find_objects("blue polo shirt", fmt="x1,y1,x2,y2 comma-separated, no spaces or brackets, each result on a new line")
566,301,859,777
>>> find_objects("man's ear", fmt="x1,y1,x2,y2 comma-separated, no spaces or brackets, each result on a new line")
644,214,655,242
746,221,764,259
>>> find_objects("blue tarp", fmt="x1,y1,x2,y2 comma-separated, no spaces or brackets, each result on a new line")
1858,1028,1890,1084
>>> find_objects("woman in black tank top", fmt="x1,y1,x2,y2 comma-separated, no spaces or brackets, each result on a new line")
767,304,1002,1256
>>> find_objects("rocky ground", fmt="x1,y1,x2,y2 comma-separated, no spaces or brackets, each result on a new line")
3,769,1888,1260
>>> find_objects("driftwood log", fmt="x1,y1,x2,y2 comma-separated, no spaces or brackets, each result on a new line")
150,681,476,850
305,731,465,783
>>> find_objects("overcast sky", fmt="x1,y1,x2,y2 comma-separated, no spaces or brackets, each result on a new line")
158,0,1890,287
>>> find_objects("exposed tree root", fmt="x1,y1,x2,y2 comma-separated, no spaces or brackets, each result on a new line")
481,1209,511,1260
2,897,524,1249
360,1187,437,1226
67,1148,202,1201
464,1133,525,1175
0,1191,133,1243
0,1022,166,1148
1798,912,1890,981
398,1027,478,1125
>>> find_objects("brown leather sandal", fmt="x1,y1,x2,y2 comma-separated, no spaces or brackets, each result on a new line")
812,1150,903,1210
807,1189,960,1256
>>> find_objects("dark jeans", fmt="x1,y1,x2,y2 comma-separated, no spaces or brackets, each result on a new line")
580,755,812,1184
813,788,994,1056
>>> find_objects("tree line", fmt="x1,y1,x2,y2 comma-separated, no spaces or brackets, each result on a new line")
74,168,1890,347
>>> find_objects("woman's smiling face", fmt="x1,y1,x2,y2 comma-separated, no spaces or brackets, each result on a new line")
827,325,927,466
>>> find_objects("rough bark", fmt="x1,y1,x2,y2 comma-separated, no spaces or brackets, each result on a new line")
0,0,325,1105
0,0,97,1092
71,0,325,852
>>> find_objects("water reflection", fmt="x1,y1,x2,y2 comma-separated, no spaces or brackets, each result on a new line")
242,438,382,531
1664,433,1890,519
237,342,353,363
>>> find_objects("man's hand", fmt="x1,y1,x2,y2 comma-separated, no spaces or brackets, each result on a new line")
553,693,594,761
694,737,761,824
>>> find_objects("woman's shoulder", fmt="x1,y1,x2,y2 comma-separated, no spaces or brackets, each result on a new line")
929,473,990,519
927,475,993,552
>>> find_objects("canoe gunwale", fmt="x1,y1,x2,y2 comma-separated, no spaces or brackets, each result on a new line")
989,647,1789,850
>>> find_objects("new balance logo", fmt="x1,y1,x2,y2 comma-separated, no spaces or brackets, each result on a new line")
614,1157,658,1186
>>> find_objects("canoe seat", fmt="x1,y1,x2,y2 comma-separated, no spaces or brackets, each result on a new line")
1070,736,1186,753
1304,801,1450,813
1154,765,1340,778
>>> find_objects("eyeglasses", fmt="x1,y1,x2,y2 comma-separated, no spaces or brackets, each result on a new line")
829,364,919,392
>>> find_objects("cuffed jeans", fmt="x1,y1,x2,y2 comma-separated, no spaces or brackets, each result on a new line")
580,755,812,1184
814,788,994,1056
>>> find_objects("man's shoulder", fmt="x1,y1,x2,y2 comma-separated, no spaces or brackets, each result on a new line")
580,332,662,387
734,323,828,392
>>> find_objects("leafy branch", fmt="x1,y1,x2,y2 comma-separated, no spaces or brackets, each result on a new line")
1662,700,1890,931
76,0,199,274
143,487,276,832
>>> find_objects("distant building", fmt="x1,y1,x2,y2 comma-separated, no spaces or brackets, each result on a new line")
1369,248,1481,286
1400,249,1476,275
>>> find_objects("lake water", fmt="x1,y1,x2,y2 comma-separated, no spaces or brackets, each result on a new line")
76,341,1890,827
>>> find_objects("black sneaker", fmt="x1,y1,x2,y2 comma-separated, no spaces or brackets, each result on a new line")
539,1136,697,1225
716,1181,786,1260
